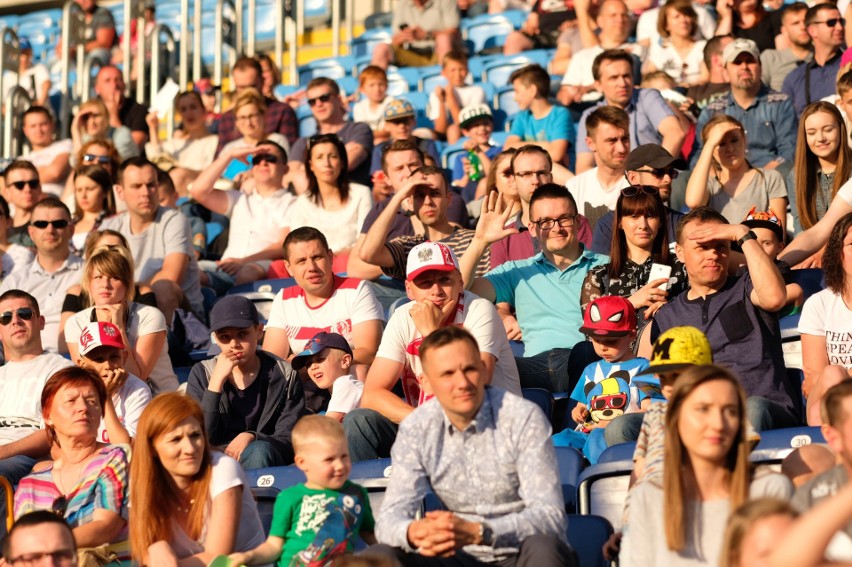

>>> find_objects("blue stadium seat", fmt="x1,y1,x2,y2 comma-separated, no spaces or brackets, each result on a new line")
523,388,553,422
350,28,391,58
493,85,520,117
406,91,433,129
227,277,295,297
336,76,359,97
298,58,350,84
500,9,528,29
596,442,636,464
297,105,317,137
567,515,613,567
246,464,306,491
304,0,331,20
440,139,466,169
576,457,633,530
250,486,279,535
555,446,584,513
385,72,410,96
349,458,394,510
364,12,393,29
420,71,447,93
749,426,826,464
465,19,514,53
482,58,529,86
273,84,301,100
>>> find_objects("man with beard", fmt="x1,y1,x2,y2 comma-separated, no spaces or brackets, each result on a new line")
761,3,812,92
692,39,797,173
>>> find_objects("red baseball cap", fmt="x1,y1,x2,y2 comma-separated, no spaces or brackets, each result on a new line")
580,296,637,337
78,321,125,356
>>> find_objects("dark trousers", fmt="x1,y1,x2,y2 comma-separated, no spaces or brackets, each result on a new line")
514,341,601,393
343,408,399,462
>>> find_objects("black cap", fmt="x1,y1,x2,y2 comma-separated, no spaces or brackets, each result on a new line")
291,331,353,370
624,144,687,172
209,295,259,332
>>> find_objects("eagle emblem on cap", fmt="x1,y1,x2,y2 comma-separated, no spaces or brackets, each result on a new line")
418,247,433,262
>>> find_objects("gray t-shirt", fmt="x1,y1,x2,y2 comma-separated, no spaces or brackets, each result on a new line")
792,465,852,539
289,121,374,186
705,168,787,227
101,207,204,316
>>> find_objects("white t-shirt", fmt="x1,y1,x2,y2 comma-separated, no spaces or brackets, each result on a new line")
646,40,707,85
636,5,717,45
21,139,73,196
145,134,218,171
376,290,522,407
799,288,852,368
65,304,178,394
170,452,266,558
221,188,295,260
566,167,630,229
287,184,373,253
352,97,392,133
837,176,852,206
266,276,385,355
427,85,487,122
0,352,74,444
326,374,363,415
1,244,34,280
96,374,152,443
562,43,647,88
2,64,49,102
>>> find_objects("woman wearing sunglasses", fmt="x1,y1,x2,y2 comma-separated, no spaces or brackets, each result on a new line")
220,88,290,157
61,139,121,216
582,185,687,325
71,166,116,255
71,99,139,163
14,367,129,562
685,115,788,234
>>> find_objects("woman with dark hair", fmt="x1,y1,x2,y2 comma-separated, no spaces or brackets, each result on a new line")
581,186,687,326
71,165,116,253
620,365,792,566
14,367,129,557
715,0,782,53
257,52,281,99
129,393,265,565
288,133,372,256
799,212,852,425
644,0,708,86
789,102,851,237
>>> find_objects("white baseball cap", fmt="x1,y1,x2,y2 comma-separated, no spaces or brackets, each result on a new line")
406,242,460,281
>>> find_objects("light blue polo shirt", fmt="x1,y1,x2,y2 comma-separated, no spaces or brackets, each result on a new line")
484,248,609,357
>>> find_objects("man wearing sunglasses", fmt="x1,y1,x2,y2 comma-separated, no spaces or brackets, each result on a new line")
190,140,294,292
591,144,687,255
782,3,844,114
693,38,797,173
285,77,374,191
2,161,43,248
0,198,81,354
0,291,73,512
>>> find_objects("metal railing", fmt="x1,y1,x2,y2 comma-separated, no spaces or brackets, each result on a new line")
214,0,238,87
58,0,86,137
0,27,20,154
4,86,32,158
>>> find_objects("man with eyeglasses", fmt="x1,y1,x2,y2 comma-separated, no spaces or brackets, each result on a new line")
4,511,77,566
285,77,374,191
2,161,43,248
591,144,687,255
0,291,73,517
0,198,81,354
693,39,797,173
190,140,294,293
782,3,845,114
216,56,298,155
459,184,608,393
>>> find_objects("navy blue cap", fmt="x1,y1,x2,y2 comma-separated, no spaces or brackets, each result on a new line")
209,295,259,332
291,331,353,370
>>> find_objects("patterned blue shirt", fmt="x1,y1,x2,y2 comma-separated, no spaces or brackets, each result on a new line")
575,89,676,155
375,387,567,562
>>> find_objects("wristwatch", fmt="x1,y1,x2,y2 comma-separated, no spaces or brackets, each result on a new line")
478,522,494,546
737,230,757,247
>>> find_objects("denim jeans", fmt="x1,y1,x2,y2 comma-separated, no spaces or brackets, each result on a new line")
514,341,601,393
239,439,286,469
343,409,399,462
747,396,802,432
0,455,37,536
603,412,646,446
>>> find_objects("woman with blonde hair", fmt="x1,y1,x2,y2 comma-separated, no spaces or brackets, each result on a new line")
129,394,265,566
71,98,138,161
721,498,796,567
63,245,177,393
221,87,289,155
620,365,792,566
685,114,788,234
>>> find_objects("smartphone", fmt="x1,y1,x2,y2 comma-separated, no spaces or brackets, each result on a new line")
648,263,672,291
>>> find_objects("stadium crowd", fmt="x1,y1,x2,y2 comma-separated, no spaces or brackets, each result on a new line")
7,0,852,565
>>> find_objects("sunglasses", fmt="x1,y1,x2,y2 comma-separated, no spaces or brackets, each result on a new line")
591,393,627,411
52,494,67,516
620,185,660,197
7,180,39,190
307,93,334,107
632,167,679,180
82,154,112,165
0,307,34,326
814,17,845,27
250,153,279,166
31,219,70,230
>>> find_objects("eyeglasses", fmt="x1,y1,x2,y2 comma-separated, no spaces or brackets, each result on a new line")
31,219,70,230
307,93,334,107
236,112,262,123
10,550,76,566
813,17,845,27
0,307,34,326
632,167,679,180
250,153,279,166
620,185,660,197
533,215,576,230
513,169,551,180
82,154,111,165
7,180,40,190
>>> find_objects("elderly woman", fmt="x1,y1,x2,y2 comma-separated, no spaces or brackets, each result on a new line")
63,246,177,394
14,367,129,556
130,394,266,565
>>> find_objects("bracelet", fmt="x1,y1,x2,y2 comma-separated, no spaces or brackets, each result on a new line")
737,230,757,247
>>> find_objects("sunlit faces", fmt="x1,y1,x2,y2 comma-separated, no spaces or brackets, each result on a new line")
360,78,388,104
0,297,42,351
7,522,76,567
74,175,106,215
589,334,634,363
627,168,674,202
420,338,487,429
712,126,747,170
22,111,54,148
411,175,450,226
529,196,578,253
492,154,518,199
117,164,158,218
153,416,206,483
619,209,661,249
306,86,340,122
232,67,260,93
734,513,796,567
79,102,107,135
234,103,265,139
305,348,351,390
79,345,127,379
385,117,415,141
512,151,552,203
441,59,469,87
309,141,343,184
28,205,72,254
284,238,333,296
727,53,759,91
461,117,494,146
804,110,841,161
807,7,845,48
89,269,129,306
511,80,538,110
176,94,205,130
597,0,631,41
94,66,125,98
751,227,784,261
251,144,287,186
675,221,730,288
212,325,263,365
405,269,463,309
295,435,351,490
587,122,630,170
664,6,695,40
781,8,810,47
384,150,423,190
4,168,42,212
595,59,634,107
677,378,741,465
45,383,102,439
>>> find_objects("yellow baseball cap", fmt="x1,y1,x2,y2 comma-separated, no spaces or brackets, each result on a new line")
637,326,712,376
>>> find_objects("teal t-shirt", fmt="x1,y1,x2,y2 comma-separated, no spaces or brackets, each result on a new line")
270,481,375,566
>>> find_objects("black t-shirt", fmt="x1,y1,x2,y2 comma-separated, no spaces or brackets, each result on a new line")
734,10,783,53
534,0,575,35
118,97,148,134
226,370,267,439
